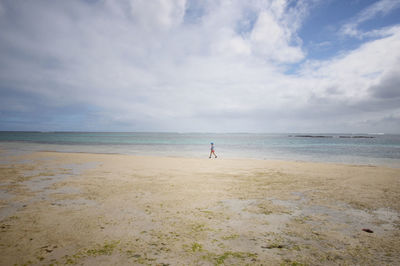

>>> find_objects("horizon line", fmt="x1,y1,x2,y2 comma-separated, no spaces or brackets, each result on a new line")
0,130,391,135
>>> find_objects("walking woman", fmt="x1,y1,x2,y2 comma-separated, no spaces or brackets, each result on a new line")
209,142,217,158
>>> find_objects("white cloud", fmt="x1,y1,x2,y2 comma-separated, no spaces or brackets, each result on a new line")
250,11,304,63
126,0,186,31
356,0,400,23
341,0,400,37
301,26,400,99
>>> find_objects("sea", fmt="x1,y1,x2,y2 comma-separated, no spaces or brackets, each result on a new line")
0,132,399,167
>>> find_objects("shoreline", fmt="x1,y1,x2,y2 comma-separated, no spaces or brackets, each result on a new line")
22,150,400,168
0,150,399,265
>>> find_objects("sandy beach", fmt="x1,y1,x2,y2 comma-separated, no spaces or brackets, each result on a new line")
0,150,399,265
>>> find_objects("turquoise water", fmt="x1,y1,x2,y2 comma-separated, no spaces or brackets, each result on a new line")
0,132,399,167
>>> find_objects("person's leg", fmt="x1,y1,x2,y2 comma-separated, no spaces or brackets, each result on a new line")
209,151,212,158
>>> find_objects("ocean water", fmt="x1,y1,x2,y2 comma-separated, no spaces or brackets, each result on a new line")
0,132,399,167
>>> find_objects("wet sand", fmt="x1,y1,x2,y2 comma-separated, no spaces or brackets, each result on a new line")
0,150,399,265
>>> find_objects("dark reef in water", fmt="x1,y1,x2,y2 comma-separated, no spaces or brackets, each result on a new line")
289,135,375,139
338,136,375,138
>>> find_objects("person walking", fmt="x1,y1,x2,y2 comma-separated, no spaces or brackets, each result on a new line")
209,142,217,158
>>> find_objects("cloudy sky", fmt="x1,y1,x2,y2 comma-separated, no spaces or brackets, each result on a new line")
0,0,400,133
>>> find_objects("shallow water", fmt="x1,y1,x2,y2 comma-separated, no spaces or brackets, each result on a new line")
0,132,399,167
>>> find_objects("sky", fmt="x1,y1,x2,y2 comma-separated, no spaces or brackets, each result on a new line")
0,0,400,133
